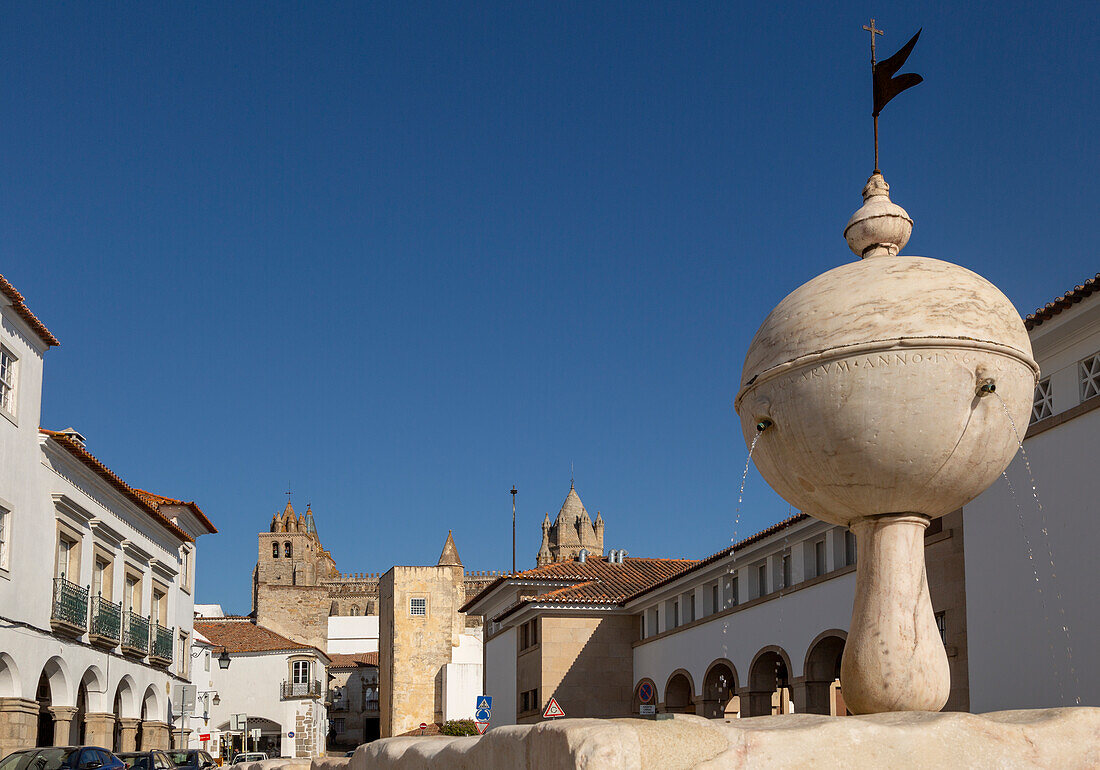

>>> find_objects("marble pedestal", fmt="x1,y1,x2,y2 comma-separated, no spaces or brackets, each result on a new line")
345,709,1100,769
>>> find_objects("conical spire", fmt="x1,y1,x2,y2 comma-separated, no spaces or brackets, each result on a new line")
438,530,462,567
304,504,317,538
272,501,296,532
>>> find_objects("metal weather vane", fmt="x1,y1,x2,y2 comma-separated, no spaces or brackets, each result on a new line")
863,19,924,172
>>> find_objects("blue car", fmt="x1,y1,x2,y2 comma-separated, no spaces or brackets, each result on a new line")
0,747,126,770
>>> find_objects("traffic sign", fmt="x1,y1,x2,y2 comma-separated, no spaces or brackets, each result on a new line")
287,731,294,738
419,722,427,731
638,682,654,703
474,722,488,735
476,696,493,711
640,704,656,716
543,697,565,719
475,708,491,722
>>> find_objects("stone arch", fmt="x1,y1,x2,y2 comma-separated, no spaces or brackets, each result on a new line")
630,678,658,714
272,542,280,558
114,675,138,719
39,656,72,706
747,645,792,717
701,659,739,718
663,669,695,714
0,652,20,698
285,541,293,558
350,604,359,616
141,684,160,722
78,665,108,713
803,629,847,715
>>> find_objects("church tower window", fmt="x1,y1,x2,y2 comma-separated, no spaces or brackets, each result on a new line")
272,542,279,558
285,542,293,558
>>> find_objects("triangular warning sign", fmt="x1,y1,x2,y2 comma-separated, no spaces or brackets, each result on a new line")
543,697,565,719
475,721,489,735
477,697,491,710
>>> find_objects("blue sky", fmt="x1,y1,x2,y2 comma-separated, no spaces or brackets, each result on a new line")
2,2,1096,612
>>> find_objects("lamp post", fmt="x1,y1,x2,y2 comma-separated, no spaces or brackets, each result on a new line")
510,486,517,574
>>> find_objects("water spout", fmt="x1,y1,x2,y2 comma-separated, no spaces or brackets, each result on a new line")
756,418,773,432
977,379,996,396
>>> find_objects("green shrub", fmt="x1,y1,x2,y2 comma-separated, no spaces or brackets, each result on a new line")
440,719,479,736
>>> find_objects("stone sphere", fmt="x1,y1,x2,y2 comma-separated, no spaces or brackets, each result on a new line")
734,256,1038,526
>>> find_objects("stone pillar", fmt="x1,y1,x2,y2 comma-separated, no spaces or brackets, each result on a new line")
83,713,116,750
789,679,808,714
118,718,140,752
141,720,171,750
48,706,77,747
0,698,40,757
172,728,191,750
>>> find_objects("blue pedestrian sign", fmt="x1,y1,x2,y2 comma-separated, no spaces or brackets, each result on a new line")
477,696,492,711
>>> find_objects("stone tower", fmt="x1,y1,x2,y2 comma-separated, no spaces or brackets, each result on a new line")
378,532,468,737
253,501,338,648
536,482,604,566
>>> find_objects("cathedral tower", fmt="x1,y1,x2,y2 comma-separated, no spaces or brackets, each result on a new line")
536,482,605,566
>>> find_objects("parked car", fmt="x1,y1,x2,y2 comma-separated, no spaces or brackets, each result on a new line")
0,747,125,770
164,752,215,770
115,751,175,770
227,754,266,767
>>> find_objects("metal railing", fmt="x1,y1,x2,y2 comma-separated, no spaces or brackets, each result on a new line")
123,610,150,653
364,698,379,713
280,680,323,699
151,622,173,661
90,595,121,642
52,576,89,631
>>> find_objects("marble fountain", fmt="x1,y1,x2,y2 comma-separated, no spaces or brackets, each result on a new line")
319,176,1100,767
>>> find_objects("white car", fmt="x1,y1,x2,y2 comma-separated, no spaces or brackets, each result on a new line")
230,754,268,766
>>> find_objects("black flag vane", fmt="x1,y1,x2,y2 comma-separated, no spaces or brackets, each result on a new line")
863,19,923,172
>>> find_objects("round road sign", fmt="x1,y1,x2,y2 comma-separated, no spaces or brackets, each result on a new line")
419,722,427,731
639,682,654,703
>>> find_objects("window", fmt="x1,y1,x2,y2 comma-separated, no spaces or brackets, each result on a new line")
1032,377,1053,422
519,688,539,714
123,572,142,614
1081,354,1100,401
935,611,946,645
730,575,739,606
56,534,78,581
272,542,280,558
672,600,679,628
93,558,109,598
178,632,188,675
688,594,696,623
410,597,426,616
0,506,9,571
814,540,826,577
292,660,311,684
180,547,192,591
845,530,857,566
519,618,539,650
0,347,16,416
152,587,168,627
711,584,718,614
757,563,767,597
284,542,292,558
350,604,359,616
782,554,791,589
204,650,211,672
332,719,345,734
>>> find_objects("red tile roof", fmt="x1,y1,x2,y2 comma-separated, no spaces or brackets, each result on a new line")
41,429,197,543
329,652,378,668
194,619,325,657
0,274,59,347
469,556,698,622
134,489,218,535
1025,273,1100,330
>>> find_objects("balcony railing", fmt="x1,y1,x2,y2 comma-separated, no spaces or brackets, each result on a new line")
364,698,379,714
51,576,89,635
281,680,323,699
150,622,173,665
122,610,150,656
89,595,121,645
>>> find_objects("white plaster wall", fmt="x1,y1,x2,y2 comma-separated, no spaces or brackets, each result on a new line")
327,616,379,654
483,629,516,728
441,663,482,721
964,407,1100,712
632,571,855,698
452,631,483,665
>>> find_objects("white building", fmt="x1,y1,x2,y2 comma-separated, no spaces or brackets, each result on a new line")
964,273,1100,712
190,615,329,759
0,274,217,756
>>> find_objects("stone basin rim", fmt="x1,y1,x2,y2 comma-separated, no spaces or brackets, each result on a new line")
735,335,1039,414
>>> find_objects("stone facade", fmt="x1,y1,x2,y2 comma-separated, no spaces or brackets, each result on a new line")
378,537,467,738
537,484,604,566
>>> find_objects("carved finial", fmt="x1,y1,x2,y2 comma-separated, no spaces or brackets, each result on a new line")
843,172,913,258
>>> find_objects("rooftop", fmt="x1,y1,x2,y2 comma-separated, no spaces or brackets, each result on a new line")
1025,272,1100,330
329,652,378,668
0,274,59,347
194,618,326,658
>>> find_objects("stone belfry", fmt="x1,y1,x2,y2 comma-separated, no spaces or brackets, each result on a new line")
536,482,604,566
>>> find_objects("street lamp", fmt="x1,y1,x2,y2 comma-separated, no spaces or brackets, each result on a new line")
218,649,231,670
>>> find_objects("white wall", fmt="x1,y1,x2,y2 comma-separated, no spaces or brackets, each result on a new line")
964,407,1100,711
326,616,379,654
441,664,482,721
483,629,516,728
633,571,855,698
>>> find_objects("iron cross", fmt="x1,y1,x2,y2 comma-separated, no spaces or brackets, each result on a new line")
863,19,884,66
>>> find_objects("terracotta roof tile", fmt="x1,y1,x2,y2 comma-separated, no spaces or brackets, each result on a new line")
329,652,378,668
194,619,324,656
41,429,197,543
134,488,218,535
1025,273,1100,330
0,274,59,347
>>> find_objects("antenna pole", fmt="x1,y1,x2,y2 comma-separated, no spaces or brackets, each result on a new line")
510,486,518,574
863,19,885,172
